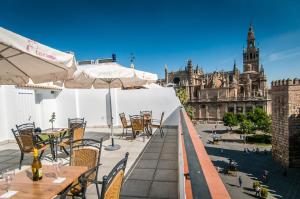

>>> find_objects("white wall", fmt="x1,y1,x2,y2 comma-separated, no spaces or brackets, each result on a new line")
116,87,181,126
0,86,180,142
76,89,109,127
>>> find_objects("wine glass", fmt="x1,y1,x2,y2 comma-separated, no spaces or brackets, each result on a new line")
3,169,15,192
53,159,63,178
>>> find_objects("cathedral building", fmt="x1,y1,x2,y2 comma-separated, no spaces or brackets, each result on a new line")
164,24,271,121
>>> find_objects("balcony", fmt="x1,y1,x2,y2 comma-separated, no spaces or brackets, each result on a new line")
0,85,230,198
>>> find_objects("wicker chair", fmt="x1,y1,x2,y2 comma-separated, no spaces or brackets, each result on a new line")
58,121,87,155
151,112,165,138
60,152,128,199
12,124,48,169
66,138,103,198
68,117,85,129
100,152,129,199
129,115,144,139
119,113,131,138
140,111,153,135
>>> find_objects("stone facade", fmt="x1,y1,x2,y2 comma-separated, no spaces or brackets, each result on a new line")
271,79,300,168
162,24,271,121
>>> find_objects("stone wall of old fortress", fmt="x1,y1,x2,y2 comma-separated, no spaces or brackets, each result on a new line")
271,78,300,168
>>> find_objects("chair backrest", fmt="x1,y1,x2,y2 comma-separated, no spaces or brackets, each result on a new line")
16,122,35,136
70,138,103,181
140,111,152,123
119,113,128,128
12,128,34,153
68,118,85,129
101,153,129,199
72,122,86,141
130,115,144,132
159,112,165,126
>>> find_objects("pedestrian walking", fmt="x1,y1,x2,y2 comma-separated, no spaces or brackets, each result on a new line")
255,186,261,197
238,176,242,188
264,170,269,182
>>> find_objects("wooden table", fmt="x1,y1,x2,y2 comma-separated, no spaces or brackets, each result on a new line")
0,165,87,199
36,128,69,160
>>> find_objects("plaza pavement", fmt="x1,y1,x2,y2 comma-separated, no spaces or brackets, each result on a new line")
196,124,300,199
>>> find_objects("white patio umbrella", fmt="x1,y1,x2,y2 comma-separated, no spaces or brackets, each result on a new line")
0,27,76,85
63,62,158,150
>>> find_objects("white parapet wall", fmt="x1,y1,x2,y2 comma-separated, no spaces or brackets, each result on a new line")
0,86,181,143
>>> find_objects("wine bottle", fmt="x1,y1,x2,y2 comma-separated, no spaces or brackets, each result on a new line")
32,148,43,181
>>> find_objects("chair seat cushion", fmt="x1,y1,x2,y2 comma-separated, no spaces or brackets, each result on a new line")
58,140,70,147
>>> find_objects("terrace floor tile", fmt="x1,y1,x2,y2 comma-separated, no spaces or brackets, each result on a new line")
136,159,159,169
141,152,160,160
149,181,178,198
154,169,178,182
129,168,156,181
121,179,152,197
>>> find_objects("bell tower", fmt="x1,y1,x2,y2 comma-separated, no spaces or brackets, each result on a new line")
243,24,259,73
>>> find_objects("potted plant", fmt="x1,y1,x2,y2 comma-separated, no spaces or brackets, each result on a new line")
260,187,268,198
49,112,56,130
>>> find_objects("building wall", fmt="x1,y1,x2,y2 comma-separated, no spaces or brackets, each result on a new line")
0,86,181,142
271,79,300,167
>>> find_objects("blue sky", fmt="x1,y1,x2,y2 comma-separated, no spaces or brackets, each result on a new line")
1,0,300,83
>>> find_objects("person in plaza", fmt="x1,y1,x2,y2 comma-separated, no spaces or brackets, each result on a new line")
246,148,250,153
255,186,261,197
256,147,259,154
264,170,269,182
238,176,242,188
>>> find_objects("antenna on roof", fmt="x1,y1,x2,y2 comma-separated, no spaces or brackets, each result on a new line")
130,53,135,64
130,53,135,68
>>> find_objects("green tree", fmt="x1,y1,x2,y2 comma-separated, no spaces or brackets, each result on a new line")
175,87,195,119
236,113,246,124
223,112,238,131
247,107,271,133
175,87,189,105
240,119,255,134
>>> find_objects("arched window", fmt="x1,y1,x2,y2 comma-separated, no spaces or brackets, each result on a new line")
240,86,244,94
250,53,252,59
173,77,180,84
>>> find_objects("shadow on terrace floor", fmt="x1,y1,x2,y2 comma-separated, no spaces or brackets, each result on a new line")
0,131,110,171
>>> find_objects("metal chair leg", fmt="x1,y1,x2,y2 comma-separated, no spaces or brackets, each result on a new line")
96,183,100,198
39,150,45,160
19,152,24,170
160,127,164,138
62,146,69,156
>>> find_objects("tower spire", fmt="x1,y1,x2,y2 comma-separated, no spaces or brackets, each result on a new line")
233,60,238,71
247,23,255,48
243,23,259,73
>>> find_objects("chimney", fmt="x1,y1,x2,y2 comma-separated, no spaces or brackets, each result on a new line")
112,53,116,62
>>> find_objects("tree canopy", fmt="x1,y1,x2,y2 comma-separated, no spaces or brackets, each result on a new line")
223,112,238,130
175,87,195,119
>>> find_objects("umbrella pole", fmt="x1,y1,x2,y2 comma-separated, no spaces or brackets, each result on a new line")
105,81,121,151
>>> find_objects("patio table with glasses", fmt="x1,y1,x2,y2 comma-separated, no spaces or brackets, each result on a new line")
0,165,87,199
35,128,69,160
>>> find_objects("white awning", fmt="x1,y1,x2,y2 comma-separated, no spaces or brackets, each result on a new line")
0,27,76,85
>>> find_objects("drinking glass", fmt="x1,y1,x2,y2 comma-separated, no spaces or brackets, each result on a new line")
3,169,15,192
53,159,63,178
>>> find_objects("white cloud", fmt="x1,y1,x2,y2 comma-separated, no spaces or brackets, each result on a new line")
266,47,300,62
